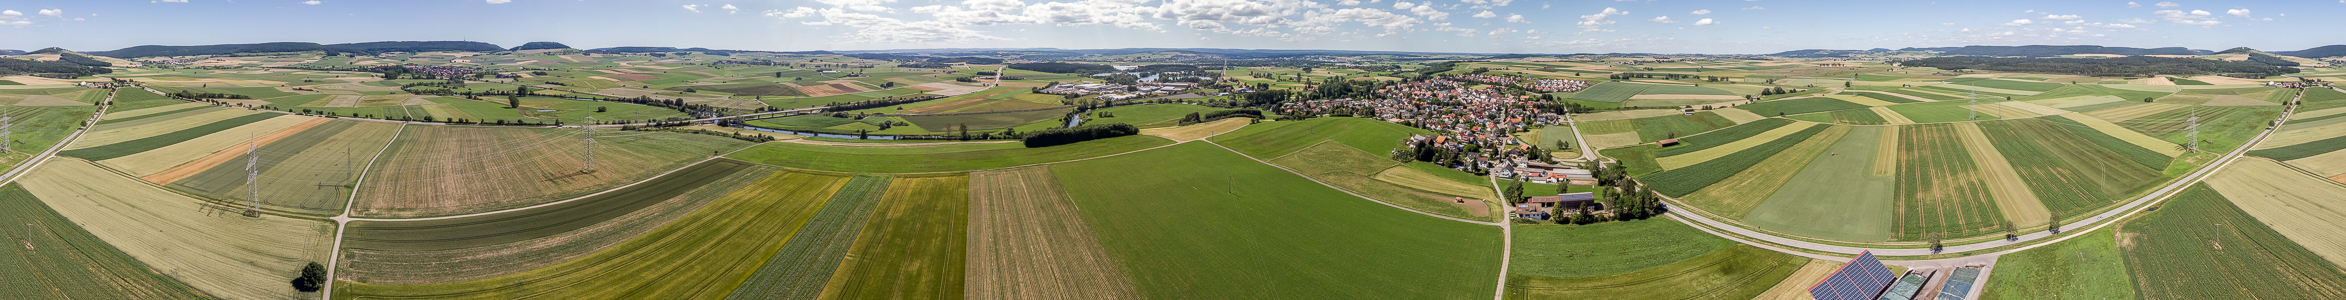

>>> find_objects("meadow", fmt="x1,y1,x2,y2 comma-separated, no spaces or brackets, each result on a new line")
1508,219,1733,278
725,174,883,300
1208,117,1431,157
1736,97,1870,117
2119,185,2346,299
2116,106,2282,153
0,184,209,299
20,160,335,300
0,106,97,170
818,174,970,300
353,126,751,218
1567,82,1653,103
1271,142,1484,220
1503,245,1806,300
965,167,1140,300
1736,126,1897,242
1053,143,1503,299
1979,227,2137,300
727,135,1171,173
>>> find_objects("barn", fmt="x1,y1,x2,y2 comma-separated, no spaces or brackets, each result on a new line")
1808,251,1897,300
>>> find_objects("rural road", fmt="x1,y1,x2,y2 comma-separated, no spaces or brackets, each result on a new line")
0,88,113,186
1640,88,2300,260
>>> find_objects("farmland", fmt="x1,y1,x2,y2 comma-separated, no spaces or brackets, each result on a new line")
1978,118,2165,221
1676,125,1847,219
1566,82,1653,102
1631,111,1740,143
965,167,1139,300
1053,143,1503,299
1271,141,1483,219
1086,104,1228,127
1736,97,1870,117
332,167,846,299
164,120,398,215
819,174,970,300
352,126,751,218
2202,159,2346,268
2119,185,2346,299
1739,126,1897,242
1642,125,1830,196
2115,105,2283,152
897,106,1074,132
19,160,335,300
97,115,322,176
724,174,883,300
1504,245,1806,300
727,135,1171,173
1953,123,2051,228
1980,227,2136,299
2049,114,2181,167
1654,118,1795,157
1209,117,1431,157
0,106,98,170
1892,124,2004,241
60,112,278,161
1508,219,1733,278
1887,101,2001,123
336,159,765,284
0,184,208,299
1656,122,1817,169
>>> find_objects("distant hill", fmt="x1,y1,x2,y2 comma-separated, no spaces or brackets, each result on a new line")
90,41,505,58
1898,45,2209,57
2217,47,2259,54
2273,45,2346,58
29,47,71,55
1768,49,1886,58
511,42,571,51
0,57,112,77
0,50,22,55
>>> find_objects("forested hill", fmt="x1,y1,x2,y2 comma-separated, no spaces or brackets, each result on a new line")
1899,56,2297,77
0,57,113,78
1900,45,2209,57
90,41,505,58
2274,45,2346,58
0,50,23,55
1007,62,1117,74
511,42,572,51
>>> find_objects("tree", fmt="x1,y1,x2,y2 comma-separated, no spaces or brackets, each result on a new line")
596,106,607,113
292,262,327,292
507,95,520,109
1506,179,1526,204
2143,97,2155,103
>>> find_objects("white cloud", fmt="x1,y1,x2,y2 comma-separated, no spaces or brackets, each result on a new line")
1473,10,1496,18
301,1,321,5
486,0,510,4
3,20,28,27
817,0,900,12
682,4,702,12
724,4,739,14
2002,19,2033,26
770,7,821,18
1023,0,1161,30
782,8,1006,43
2042,14,2080,20
1393,1,1413,9
1741,6,1763,10
2119,17,2152,23
1647,15,1673,23
2155,1,2179,8
2154,9,2220,26
1488,27,1515,36
1692,18,1716,26
1575,7,1626,32
158,0,189,2
1297,7,1421,35
0,10,19,18
1506,13,1525,23
2225,8,2249,18
1689,9,1710,15
1940,22,1957,26
1337,0,1359,5
1407,2,1448,20
2104,23,2136,29
2128,2,2140,8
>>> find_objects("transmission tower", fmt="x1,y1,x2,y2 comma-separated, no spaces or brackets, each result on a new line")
0,115,13,153
1967,87,1980,120
244,133,259,216
2186,106,2202,152
580,117,597,173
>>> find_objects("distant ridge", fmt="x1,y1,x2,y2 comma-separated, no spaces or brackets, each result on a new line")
1900,45,2209,57
0,50,22,56
88,41,505,58
2273,45,2346,58
511,42,572,51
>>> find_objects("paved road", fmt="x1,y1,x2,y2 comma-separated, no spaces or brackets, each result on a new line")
0,88,113,186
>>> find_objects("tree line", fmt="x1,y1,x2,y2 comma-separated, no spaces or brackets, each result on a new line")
1022,123,1138,148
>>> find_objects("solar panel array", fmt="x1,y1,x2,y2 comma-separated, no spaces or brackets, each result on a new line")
1936,267,1984,300
1809,251,1897,300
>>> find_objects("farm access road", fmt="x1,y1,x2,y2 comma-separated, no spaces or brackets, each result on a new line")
0,88,113,186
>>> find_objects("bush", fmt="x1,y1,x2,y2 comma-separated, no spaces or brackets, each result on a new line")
1023,123,1139,148
292,262,326,292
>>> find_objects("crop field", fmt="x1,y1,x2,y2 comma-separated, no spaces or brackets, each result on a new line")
1711,108,1767,124
897,106,1073,132
759,89,928,110
1967,102,2051,119
1658,122,1818,169
965,167,1140,300
1740,126,1897,242
2116,106,2282,153
96,115,320,176
2119,185,2346,299
95,102,207,124
2084,103,2183,122
747,114,867,129
19,160,334,300
2029,95,2128,109
1569,82,1655,103
1053,143,1503,299
1576,119,1637,135
66,109,264,154
1210,117,1431,158
1753,260,1841,300
1631,112,1740,142
159,121,395,215
2050,114,2184,164
1271,141,1480,219
1643,125,1830,197
1793,108,1888,125
1574,109,1682,121
1654,118,1794,157
353,126,752,218
1954,123,2052,228
2202,159,2346,269
0,184,208,299
1888,101,2000,123
1892,124,2004,241
1510,219,1733,278
1737,97,1871,117
1827,94,1900,107
1978,119,2165,221
1870,106,1916,124
109,88,185,111
1980,227,2137,299
337,159,765,284
1942,78,2065,92
728,135,1171,173
819,174,971,300
725,174,884,300
1139,117,1252,142
1503,245,1806,300
334,167,847,299
1849,91,1927,104
1087,104,1226,128
2251,131,2346,162
1372,164,1498,200
0,106,97,156
2299,87,2346,112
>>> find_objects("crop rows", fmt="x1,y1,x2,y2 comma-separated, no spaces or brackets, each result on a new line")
0,184,208,299
2117,106,2283,152
820,174,972,299
1892,124,2003,241
2250,132,2346,161
59,113,278,161
93,104,208,126
2121,185,2346,299
354,126,751,218
2300,87,2346,112
1831,109,1889,125
1852,92,1924,104
107,88,182,111
2042,116,2175,169
1655,118,1792,157
1504,245,1805,300
165,121,393,215
966,167,1140,300
726,174,893,300
1978,119,2165,221
1644,125,1830,197
1737,97,1872,117
1568,82,1653,103
1632,112,1740,143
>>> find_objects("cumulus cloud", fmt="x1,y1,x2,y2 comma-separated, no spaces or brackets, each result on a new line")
2001,19,2033,26
1507,13,1526,23
776,8,1006,43
2128,2,2140,8
2119,17,2152,23
682,4,702,12
1690,9,1710,15
1406,1,1447,20
2042,14,2080,20
1460,0,1512,9
1338,0,1359,5
724,4,738,13
1297,7,1422,35
2225,8,2249,18
1575,7,1626,32
770,7,821,18
1,10,19,18
1741,6,1763,10
2154,9,2220,26
3,20,27,27
2154,1,2178,8
1023,0,1161,30
1648,15,1673,23
2104,23,2136,29
1473,10,1496,18
817,0,900,12
486,0,510,4
1692,18,1716,26
38,9,64,18
302,1,321,5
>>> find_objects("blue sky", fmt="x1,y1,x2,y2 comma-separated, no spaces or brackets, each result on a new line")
0,0,2331,54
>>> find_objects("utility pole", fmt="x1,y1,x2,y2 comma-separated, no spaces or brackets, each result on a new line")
244,133,259,216
1,115,13,153
581,116,597,173
2186,106,2202,152
1968,87,1979,120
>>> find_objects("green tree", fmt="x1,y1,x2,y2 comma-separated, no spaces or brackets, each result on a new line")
293,262,326,292
507,95,520,109
1505,179,1526,204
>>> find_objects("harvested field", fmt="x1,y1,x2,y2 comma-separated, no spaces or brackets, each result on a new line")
1505,245,1806,300
2030,95,2128,109
1372,164,1499,201
1753,260,1842,300
97,115,316,175
796,83,859,97
352,126,751,218
2203,159,2346,269
20,160,334,300
2083,103,2183,122
1892,124,2004,241
1629,94,1743,100
1741,126,1897,242
1955,123,2052,228
1654,119,1796,157
0,184,209,299
334,167,844,299
1998,101,2074,116
99,102,208,121
2119,185,2346,299
1712,108,1767,124
910,82,987,96
1873,106,1916,124
1139,117,1251,141
1574,109,1681,121
819,174,971,300
1680,125,1849,219
142,118,331,185
1830,94,1899,106
2203,95,2278,106
2258,121,2346,150
965,167,1140,300
1739,97,1871,117
725,174,882,300
337,160,766,284
1659,122,1816,169
1053,143,1503,299
324,95,359,107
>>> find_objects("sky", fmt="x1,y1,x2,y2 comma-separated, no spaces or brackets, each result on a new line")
0,0,2333,54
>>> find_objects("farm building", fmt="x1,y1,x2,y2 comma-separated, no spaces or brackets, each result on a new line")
1808,251,1897,300
1512,193,1601,220
1511,204,1550,220
1656,138,1680,147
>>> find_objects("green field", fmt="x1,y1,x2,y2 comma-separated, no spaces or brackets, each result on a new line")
2042,116,2173,169
1943,78,2066,92
897,106,1073,132
1979,227,2136,300
1509,219,1734,278
2120,185,2346,299
1978,118,2166,220
1270,141,1480,220
1569,82,1654,103
1742,126,1896,242
1053,143,1503,299
0,184,208,299
2250,133,2346,161
1209,117,1431,158
760,89,929,110
0,106,97,156
1643,125,1829,196
1849,91,1924,104
726,174,885,300
1737,97,1870,116
1087,104,1228,128
108,88,185,111
728,135,1172,173
1504,245,1805,300
2115,106,2282,153
1892,124,2004,241
166,120,398,215
1887,101,2000,123
2166,77,2213,85
1632,112,1740,142
817,174,969,300
2299,87,2346,112
57,113,279,161
1577,119,1637,134
1655,118,1794,157
1791,108,1889,125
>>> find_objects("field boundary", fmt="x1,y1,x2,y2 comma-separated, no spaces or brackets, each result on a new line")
322,123,407,300
1204,140,1500,226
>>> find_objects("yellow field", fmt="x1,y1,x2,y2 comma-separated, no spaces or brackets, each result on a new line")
1873,107,1915,124
1873,126,1900,176
2203,159,2346,268
100,102,208,119
1139,118,1251,142
2257,121,2346,150
2028,95,2126,109
1659,122,1819,169
1996,101,2072,116
967,167,1140,300
1962,103,2047,119
1681,126,1850,218
1371,165,1497,200
1584,132,1644,149
1829,95,1898,107
70,109,259,150
1954,123,2051,228
2291,107,2346,121
99,115,317,176
1753,259,1844,300
20,159,335,300
1576,109,1682,121
2083,103,2184,122
2286,150,2346,178
1712,108,1767,124
2057,113,2184,157
1934,84,2043,96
